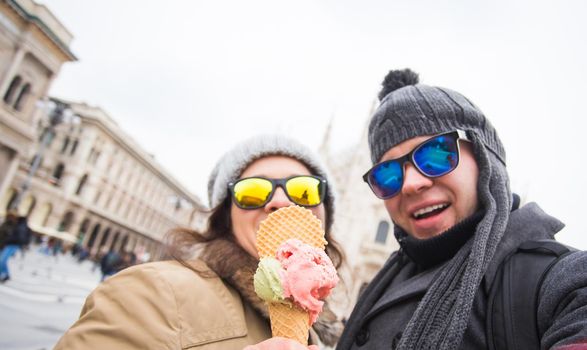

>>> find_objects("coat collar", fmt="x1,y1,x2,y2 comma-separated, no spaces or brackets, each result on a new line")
199,238,343,346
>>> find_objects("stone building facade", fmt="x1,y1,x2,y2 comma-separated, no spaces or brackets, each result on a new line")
0,97,204,258
1,99,206,259
320,110,400,317
0,0,206,260
0,0,76,204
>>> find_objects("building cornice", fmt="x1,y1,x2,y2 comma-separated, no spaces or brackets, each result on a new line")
53,98,203,208
4,0,77,61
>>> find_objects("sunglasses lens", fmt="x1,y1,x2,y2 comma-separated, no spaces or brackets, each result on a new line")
285,176,323,206
369,161,403,198
413,135,459,177
233,178,273,209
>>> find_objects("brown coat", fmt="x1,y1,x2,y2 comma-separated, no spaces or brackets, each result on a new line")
54,259,271,350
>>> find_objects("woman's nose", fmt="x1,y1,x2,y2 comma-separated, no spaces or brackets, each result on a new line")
401,163,433,195
264,187,294,212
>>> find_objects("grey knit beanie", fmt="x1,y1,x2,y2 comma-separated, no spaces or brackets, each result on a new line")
369,69,512,349
207,134,335,232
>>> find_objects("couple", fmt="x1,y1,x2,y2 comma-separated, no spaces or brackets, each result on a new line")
55,69,587,349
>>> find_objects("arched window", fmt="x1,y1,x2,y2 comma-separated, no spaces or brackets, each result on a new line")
375,220,390,244
60,137,70,154
13,83,31,110
76,174,88,195
51,163,65,186
3,75,21,104
70,139,79,155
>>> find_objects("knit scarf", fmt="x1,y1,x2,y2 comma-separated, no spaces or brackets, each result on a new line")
397,134,512,349
199,238,344,346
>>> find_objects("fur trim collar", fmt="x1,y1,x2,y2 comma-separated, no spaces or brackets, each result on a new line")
200,238,343,346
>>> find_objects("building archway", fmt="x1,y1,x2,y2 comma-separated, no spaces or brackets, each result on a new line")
58,211,75,232
87,223,101,249
98,228,111,252
30,202,52,227
119,234,129,252
0,188,17,215
110,231,120,251
19,194,36,217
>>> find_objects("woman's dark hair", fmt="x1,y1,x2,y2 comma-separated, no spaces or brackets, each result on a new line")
166,185,345,272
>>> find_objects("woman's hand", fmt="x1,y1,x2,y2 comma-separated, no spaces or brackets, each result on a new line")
244,337,319,350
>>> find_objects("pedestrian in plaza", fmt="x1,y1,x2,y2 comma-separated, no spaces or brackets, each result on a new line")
99,248,121,281
54,134,346,350
0,214,31,282
0,211,18,250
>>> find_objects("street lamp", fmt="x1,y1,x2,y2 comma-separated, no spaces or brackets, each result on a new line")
8,99,79,212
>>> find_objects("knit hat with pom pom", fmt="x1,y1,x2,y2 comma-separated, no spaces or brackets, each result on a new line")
369,68,505,165
367,69,512,350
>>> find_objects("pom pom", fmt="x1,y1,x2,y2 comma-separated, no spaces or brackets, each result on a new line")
378,68,420,101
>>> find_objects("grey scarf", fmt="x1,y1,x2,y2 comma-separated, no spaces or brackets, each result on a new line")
397,135,511,349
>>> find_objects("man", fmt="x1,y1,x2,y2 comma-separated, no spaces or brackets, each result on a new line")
0,214,31,282
335,69,587,349
0,211,17,250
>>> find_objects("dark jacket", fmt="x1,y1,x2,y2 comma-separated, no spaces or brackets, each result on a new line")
3,218,31,246
337,203,587,350
0,220,16,248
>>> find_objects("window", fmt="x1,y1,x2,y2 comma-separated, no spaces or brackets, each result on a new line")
375,221,390,244
3,75,21,104
51,163,65,186
70,139,79,156
13,83,31,110
61,137,70,154
76,174,88,195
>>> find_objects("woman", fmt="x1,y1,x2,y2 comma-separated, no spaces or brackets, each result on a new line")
54,134,345,350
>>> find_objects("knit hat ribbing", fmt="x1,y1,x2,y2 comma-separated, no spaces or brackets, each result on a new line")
207,134,335,232
369,81,505,165
369,69,512,350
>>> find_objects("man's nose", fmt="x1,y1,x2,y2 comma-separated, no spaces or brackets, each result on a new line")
264,187,294,212
401,163,433,195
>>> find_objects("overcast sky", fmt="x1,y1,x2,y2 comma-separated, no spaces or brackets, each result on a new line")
40,0,587,248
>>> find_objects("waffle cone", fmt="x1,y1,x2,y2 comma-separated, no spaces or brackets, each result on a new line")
268,302,311,345
256,205,327,258
256,206,327,343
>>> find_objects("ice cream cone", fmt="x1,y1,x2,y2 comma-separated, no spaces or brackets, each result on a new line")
256,205,327,258
256,206,327,344
268,302,311,346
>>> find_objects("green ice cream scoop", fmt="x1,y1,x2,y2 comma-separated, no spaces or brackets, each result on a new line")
254,257,286,303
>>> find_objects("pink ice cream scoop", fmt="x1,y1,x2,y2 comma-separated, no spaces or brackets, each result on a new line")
275,238,339,324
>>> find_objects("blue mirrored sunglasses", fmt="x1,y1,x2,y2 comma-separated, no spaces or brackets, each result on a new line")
363,130,470,199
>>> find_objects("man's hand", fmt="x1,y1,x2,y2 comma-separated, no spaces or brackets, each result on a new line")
244,337,319,350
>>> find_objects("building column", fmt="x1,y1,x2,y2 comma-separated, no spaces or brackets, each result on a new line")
0,146,19,215
68,210,88,239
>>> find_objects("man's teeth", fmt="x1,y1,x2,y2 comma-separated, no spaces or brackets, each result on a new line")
413,204,448,219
